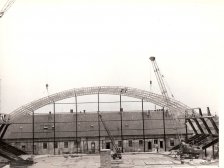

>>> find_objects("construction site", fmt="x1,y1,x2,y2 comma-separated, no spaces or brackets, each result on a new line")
0,57,219,168
0,0,220,167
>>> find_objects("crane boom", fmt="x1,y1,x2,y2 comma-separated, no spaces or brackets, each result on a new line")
99,114,122,159
99,114,119,152
149,57,170,104
0,0,16,18
149,56,183,142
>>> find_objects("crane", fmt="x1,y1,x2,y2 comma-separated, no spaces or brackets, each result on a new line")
149,56,174,110
99,114,122,160
149,57,206,159
149,56,183,145
149,57,169,98
0,0,16,18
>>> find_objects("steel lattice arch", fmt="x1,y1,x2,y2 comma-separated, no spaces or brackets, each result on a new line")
8,86,189,123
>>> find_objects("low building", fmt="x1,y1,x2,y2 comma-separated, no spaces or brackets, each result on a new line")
3,109,190,154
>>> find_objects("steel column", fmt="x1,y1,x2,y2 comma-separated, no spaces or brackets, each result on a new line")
187,119,198,134
120,94,124,153
32,110,34,155
86,137,89,153
162,108,167,151
207,107,219,134
53,102,55,155
185,115,188,142
200,118,212,134
97,92,101,152
141,99,145,152
75,94,78,154
193,118,204,134
0,124,5,138
0,124,9,139
199,108,212,134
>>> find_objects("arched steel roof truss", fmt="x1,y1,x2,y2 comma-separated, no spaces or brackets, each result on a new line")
9,86,189,123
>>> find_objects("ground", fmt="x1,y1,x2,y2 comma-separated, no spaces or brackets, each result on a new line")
1,153,219,168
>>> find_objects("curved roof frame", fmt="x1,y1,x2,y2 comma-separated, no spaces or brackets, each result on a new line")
9,86,189,122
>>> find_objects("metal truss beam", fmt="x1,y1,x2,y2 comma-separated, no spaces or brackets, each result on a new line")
9,86,190,123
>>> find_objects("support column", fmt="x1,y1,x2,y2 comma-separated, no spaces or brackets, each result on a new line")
98,92,101,152
120,94,124,153
75,94,78,154
0,124,9,139
53,102,56,155
86,137,89,153
32,110,35,155
187,119,198,134
193,118,204,134
185,115,188,142
141,99,145,152
162,108,167,151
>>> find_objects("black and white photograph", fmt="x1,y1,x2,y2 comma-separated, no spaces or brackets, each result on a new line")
0,0,222,167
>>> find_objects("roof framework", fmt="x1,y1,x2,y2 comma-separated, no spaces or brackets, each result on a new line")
8,86,190,123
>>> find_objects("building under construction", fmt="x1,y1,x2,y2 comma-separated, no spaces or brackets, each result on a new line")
0,57,219,164
3,109,188,154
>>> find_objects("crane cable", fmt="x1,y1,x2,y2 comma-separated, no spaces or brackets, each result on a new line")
163,75,175,98
149,60,158,110
150,61,152,92
149,61,160,96
159,71,183,141
161,73,184,141
161,74,183,143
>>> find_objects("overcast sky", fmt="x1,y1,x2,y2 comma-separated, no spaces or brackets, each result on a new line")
0,0,223,115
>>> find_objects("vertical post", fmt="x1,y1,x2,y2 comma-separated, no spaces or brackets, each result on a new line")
120,94,124,153
75,94,78,154
185,116,188,142
32,110,35,155
86,137,89,153
141,99,145,152
53,102,55,155
162,108,167,151
97,92,101,152
0,79,1,114
212,145,215,159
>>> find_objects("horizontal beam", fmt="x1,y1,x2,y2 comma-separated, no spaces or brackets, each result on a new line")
186,116,214,119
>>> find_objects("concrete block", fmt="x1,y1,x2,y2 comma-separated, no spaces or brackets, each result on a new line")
100,149,111,168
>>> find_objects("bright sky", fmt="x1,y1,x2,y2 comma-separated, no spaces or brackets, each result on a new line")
0,0,223,115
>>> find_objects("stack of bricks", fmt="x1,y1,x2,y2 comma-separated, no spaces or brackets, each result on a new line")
100,149,111,168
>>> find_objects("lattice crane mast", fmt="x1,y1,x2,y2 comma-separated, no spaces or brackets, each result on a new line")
149,56,171,109
0,0,16,18
149,56,184,142
99,114,122,160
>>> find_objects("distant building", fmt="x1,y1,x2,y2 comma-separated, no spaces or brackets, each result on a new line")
4,110,191,154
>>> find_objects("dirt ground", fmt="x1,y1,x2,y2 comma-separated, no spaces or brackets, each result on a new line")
1,153,219,168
